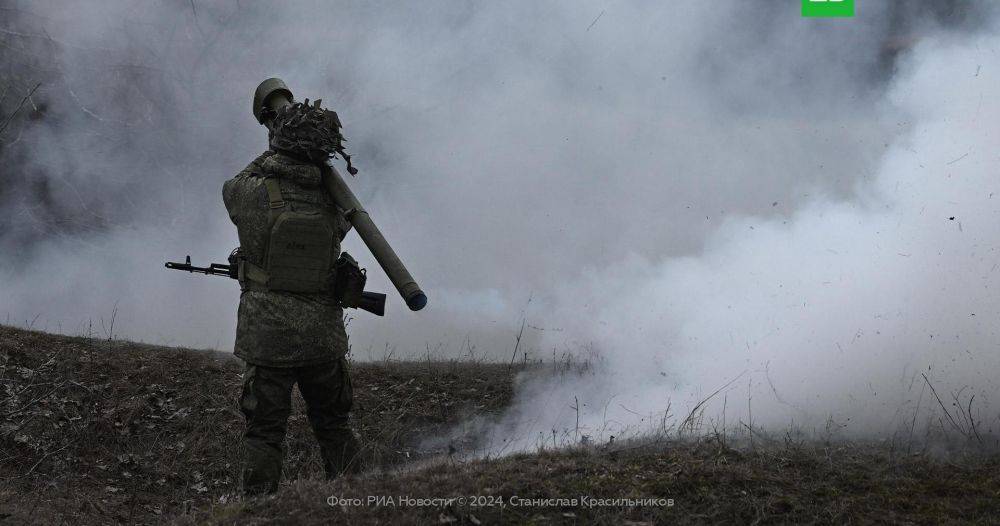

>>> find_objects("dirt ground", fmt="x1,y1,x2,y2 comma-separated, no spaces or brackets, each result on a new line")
1,325,998,525
0,325,515,524
198,440,1000,525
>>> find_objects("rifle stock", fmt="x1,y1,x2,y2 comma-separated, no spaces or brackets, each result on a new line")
359,291,386,317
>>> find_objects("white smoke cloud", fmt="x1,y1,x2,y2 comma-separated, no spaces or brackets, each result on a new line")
1,1,901,350
475,28,1000,451
1,2,997,443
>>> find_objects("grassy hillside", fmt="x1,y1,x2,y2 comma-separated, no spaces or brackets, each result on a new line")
197,441,1000,525
1,325,998,525
0,325,515,524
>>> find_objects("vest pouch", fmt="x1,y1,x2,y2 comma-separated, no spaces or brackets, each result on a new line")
265,210,335,293
333,252,367,308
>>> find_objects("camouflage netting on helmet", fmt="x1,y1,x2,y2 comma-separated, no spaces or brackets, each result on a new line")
268,99,358,174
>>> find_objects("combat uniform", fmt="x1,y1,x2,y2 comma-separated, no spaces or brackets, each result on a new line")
223,150,361,494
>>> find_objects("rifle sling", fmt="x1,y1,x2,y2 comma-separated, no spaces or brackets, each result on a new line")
241,177,284,291
263,178,286,209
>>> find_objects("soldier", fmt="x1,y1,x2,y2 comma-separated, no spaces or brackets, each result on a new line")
223,79,362,495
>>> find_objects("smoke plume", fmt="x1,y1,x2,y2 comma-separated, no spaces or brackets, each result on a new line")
1,1,997,444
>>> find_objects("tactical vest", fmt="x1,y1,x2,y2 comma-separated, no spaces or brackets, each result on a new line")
239,177,336,294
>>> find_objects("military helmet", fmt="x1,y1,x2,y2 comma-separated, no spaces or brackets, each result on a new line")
253,78,294,124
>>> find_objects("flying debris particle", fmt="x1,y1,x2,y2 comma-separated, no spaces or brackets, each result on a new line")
946,152,969,165
586,10,605,31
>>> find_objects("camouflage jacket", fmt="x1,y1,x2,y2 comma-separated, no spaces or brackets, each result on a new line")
223,151,352,367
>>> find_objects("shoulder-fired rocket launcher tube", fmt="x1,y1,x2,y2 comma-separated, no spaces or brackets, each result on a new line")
255,79,427,311
322,163,427,311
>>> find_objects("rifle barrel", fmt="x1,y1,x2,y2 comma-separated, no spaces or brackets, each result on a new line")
164,261,232,277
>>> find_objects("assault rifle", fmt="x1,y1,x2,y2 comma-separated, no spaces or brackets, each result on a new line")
165,255,387,316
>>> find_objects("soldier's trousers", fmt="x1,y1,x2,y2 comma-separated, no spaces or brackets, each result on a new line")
239,358,361,495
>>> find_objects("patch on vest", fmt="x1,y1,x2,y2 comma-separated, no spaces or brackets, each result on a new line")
265,211,335,293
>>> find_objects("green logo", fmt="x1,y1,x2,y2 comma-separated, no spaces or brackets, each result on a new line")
802,0,854,18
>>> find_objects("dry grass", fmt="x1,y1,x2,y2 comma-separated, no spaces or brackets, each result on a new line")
2,325,999,525
196,438,1000,525
0,325,517,524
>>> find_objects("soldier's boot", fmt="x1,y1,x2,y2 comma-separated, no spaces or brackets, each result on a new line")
242,441,284,495
239,364,295,496
315,428,363,478
297,358,361,478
